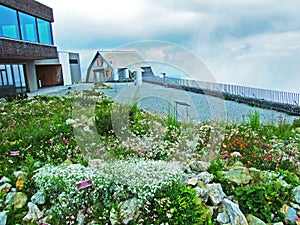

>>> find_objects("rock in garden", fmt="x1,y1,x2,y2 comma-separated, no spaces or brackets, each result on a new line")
0,183,12,193
207,183,226,205
224,166,252,184
0,176,11,184
188,161,211,173
194,186,209,203
272,223,284,225
0,211,7,225
293,186,300,204
217,212,230,224
197,171,214,184
290,202,300,210
110,198,140,225
5,192,16,206
23,202,43,221
223,198,248,225
13,192,28,209
31,191,45,205
188,177,198,187
247,214,266,225
281,204,298,223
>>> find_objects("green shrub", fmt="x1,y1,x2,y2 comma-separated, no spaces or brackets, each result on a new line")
140,183,210,224
234,182,288,223
164,113,181,143
248,110,260,130
129,103,150,136
95,98,114,136
292,117,300,128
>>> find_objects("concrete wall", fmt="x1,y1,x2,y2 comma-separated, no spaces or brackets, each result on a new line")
26,61,38,92
59,52,72,85
69,52,81,83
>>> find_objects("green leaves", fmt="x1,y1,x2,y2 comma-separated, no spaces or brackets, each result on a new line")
141,183,210,224
234,183,287,223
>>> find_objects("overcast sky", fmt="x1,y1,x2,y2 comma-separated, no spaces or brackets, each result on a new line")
38,0,300,92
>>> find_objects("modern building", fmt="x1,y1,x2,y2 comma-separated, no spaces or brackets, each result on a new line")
85,51,154,83
35,51,82,87
0,0,81,97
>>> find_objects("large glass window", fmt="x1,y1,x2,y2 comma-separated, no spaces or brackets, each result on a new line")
13,65,21,87
0,4,54,45
19,65,26,87
6,65,14,85
2,71,8,85
19,12,38,42
0,5,20,39
37,18,53,45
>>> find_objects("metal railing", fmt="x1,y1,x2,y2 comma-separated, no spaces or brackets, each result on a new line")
165,77,300,106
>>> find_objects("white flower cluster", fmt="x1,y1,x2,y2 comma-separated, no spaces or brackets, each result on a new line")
100,158,184,203
33,164,112,221
122,133,176,160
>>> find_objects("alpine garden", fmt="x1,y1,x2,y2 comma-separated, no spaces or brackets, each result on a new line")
1,84,300,225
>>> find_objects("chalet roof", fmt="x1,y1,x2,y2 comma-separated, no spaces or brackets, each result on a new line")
97,50,148,71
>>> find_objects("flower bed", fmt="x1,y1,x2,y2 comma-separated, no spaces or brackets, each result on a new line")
1,86,300,224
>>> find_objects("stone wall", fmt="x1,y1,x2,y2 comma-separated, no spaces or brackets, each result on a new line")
0,38,58,61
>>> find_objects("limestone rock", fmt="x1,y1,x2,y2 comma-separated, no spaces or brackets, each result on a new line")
110,198,140,225
290,202,300,210
13,192,28,209
0,176,11,184
224,166,252,184
188,161,210,173
281,204,298,223
247,214,266,225
188,177,198,187
31,191,45,205
197,171,214,184
0,183,12,193
23,202,43,222
293,186,300,204
272,222,284,225
217,212,230,224
207,183,226,205
194,186,209,203
223,198,248,225
0,211,7,225
5,192,16,206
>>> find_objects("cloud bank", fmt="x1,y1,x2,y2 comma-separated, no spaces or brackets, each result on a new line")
38,0,300,92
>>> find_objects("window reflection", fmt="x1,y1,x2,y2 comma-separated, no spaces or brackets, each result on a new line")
19,12,38,42
13,65,21,87
0,4,54,45
6,65,13,85
37,18,53,45
0,5,20,39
